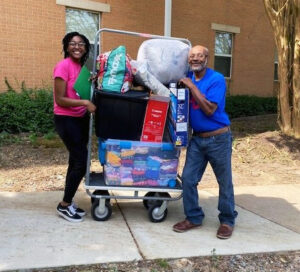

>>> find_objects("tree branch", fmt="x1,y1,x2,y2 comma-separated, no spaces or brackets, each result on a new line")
276,0,291,16
264,0,277,18
264,0,291,19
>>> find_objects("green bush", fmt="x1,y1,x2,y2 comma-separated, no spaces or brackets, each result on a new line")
0,88,54,134
0,84,277,135
226,95,277,119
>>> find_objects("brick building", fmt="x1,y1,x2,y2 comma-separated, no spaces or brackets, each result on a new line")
0,0,278,96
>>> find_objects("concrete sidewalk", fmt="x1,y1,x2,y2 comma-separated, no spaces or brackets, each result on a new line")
0,184,300,271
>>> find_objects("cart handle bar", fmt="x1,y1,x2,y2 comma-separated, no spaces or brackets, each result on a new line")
91,28,191,75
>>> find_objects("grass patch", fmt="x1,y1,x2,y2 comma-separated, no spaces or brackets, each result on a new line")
0,131,22,146
231,114,278,136
156,259,170,269
36,136,64,148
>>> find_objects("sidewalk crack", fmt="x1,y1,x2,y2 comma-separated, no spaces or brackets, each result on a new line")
115,200,146,260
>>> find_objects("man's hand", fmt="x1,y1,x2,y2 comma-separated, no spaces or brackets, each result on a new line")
179,78,195,90
179,77,217,116
179,78,205,99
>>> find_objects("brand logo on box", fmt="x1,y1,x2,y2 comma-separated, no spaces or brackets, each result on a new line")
141,98,169,142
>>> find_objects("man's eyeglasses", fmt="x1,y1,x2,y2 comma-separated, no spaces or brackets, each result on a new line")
69,42,86,48
189,53,207,59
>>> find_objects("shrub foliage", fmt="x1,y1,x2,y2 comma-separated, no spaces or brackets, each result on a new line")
226,95,277,119
0,86,277,134
0,88,53,134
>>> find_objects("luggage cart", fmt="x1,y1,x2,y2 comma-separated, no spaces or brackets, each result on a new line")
85,28,191,222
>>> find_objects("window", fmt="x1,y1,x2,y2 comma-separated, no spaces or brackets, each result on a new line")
214,32,233,78
66,8,100,70
274,51,279,81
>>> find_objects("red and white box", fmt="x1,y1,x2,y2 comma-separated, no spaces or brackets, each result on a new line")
141,95,170,142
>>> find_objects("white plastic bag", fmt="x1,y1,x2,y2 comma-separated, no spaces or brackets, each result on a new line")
130,60,170,97
137,39,190,85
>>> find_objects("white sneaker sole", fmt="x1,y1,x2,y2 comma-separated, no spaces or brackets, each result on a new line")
76,211,86,217
57,210,83,223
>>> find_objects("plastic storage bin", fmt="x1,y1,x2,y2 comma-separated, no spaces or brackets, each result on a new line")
100,139,179,187
94,90,149,140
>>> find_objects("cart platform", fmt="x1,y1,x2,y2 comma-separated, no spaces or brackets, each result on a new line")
86,172,183,192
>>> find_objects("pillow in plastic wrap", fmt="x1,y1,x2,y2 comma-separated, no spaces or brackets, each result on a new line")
130,60,170,97
137,39,190,85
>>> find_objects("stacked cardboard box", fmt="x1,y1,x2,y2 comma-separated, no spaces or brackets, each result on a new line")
168,84,189,147
140,95,170,143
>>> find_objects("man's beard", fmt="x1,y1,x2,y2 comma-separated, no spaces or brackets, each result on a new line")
190,59,207,72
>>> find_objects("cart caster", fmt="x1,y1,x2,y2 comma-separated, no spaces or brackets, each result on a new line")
148,204,168,223
91,190,110,204
143,192,171,209
91,200,112,221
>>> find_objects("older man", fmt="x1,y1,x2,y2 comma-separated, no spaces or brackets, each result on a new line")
173,45,238,239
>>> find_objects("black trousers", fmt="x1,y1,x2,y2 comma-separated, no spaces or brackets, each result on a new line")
54,113,89,204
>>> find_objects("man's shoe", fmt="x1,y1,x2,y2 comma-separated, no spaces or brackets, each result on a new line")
173,219,202,233
217,224,233,239
71,202,86,217
57,203,83,223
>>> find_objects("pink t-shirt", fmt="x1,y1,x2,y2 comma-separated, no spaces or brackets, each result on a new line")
53,57,86,117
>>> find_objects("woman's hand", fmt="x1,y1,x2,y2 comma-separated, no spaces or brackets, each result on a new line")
89,74,98,82
84,100,96,113
55,78,96,113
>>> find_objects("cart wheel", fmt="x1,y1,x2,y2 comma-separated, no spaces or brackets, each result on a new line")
91,200,112,221
91,190,110,204
143,192,155,209
148,204,168,223
143,192,171,209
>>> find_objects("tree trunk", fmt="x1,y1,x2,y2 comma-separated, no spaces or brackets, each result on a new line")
263,0,300,139
292,6,300,138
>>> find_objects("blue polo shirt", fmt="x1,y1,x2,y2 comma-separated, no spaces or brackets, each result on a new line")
188,68,230,132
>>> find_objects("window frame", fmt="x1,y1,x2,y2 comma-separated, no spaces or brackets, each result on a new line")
214,31,233,79
274,61,279,81
56,0,110,12
274,51,279,81
65,7,101,71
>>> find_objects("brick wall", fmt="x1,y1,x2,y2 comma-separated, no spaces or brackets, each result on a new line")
101,0,164,58
0,0,65,91
0,0,165,91
0,0,276,96
172,0,275,96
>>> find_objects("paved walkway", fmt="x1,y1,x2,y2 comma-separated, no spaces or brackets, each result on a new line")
0,184,300,271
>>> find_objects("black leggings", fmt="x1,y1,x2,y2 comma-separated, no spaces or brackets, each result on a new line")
54,114,90,204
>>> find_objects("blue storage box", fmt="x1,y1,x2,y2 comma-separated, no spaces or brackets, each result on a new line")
99,139,179,187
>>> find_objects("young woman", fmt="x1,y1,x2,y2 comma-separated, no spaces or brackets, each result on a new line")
53,32,96,222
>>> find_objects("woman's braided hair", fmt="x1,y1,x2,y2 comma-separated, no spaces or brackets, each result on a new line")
62,32,90,66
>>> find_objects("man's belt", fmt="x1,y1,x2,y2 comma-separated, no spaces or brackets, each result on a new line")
193,126,230,138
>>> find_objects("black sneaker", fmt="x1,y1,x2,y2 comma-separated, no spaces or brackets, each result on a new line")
57,203,83,222
71,202,86,217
